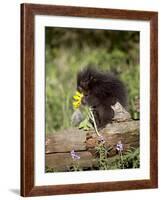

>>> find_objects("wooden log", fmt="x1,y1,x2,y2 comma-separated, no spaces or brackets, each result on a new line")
45,120,139,172
46,151,96,172
46,128,86,153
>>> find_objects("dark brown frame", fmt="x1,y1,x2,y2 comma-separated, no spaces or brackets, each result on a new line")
21,3,158,197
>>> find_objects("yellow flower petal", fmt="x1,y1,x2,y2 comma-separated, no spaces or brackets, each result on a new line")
73,95,81,100
73,101,80,106
72,91,83,109
73,101,80,109
76,91,83,98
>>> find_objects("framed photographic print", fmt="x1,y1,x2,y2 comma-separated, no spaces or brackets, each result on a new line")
21,3,158,197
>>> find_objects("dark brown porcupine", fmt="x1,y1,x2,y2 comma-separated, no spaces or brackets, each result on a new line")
77,66,128,128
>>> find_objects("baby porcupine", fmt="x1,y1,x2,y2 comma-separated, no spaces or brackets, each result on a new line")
77,66,128,128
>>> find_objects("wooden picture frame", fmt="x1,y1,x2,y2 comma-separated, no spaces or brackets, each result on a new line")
21,3,158,197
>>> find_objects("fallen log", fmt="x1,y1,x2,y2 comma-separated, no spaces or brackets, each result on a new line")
45,120,139,172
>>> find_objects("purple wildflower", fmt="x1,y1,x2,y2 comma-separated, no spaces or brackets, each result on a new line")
116,141,123,152
98,135,105,144
70,150,80,160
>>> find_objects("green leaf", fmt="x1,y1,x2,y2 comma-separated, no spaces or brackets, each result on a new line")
78,117,93,131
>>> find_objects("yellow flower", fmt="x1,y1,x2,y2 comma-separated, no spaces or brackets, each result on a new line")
73,91,83,109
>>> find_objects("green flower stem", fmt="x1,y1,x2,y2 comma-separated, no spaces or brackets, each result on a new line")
88,107,101,137
120,152,124,169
